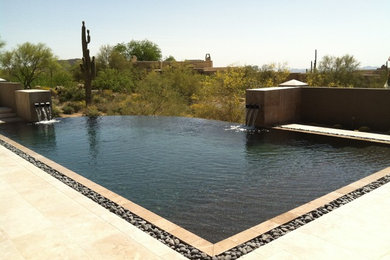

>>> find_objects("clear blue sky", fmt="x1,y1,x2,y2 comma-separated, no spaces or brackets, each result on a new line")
1,0,389,68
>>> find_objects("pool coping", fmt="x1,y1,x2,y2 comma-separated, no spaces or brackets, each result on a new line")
274,124,390,145
1,132,390,258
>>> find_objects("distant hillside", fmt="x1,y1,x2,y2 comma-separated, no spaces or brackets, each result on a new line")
289,68,306,73
58,58,81,66
288,66,381,73
360,66,380,70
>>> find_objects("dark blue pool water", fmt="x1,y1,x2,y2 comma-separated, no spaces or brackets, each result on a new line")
1,116,390,242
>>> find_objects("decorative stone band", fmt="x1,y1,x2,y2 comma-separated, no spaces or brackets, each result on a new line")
1,136,390,260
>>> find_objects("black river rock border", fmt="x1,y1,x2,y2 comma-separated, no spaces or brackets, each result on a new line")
1,138,390,260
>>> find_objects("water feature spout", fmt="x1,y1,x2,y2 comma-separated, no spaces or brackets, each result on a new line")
34,101,53,122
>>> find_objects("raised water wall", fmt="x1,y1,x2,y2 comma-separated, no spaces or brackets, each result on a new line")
246,87,390,131
246,87,301,127
0,82,23,111
15,90,51,122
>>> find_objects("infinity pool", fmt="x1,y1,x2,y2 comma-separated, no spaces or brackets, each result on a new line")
1,116,389,242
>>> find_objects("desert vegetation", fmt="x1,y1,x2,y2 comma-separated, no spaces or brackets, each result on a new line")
0,37,387,123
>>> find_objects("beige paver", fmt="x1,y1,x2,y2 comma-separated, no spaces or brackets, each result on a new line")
0,145,185,259
247,180,390,259
275,123,390,144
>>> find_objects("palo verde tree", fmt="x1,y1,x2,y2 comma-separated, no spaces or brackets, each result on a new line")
95,44,113,70
0,42,55,88
80,21,96,106
307,54,361,87
114,40,162,61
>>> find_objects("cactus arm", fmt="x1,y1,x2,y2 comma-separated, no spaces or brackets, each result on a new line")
87,30,91,44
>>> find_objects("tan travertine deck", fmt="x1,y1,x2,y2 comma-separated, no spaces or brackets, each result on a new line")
0,144,186,259
1,133,390,259
241,180,390,259
275,123,390,144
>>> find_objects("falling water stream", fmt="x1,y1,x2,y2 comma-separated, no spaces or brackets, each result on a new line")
245,104,259,127
34,102,53,122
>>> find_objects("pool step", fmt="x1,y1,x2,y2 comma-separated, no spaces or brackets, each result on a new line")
0,112,17,119
0,117,23,124
0,107,23,124
0,107,12,114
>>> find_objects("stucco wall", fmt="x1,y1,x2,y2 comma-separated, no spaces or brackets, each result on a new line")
0,82,23,111
132,60,213,71
246,87,390,131
301,87,390,131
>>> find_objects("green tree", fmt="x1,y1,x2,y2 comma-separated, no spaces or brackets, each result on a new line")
192,67,249,123
109,50,131,70
122,71,188,116
0,42,56,88
307,54,361,87
256,63,289,87
34,60,75,88
114,40,162,61
164,55,176,62
96,44,113,69
95,45,131,71
160,64,202,105
94,68,135,93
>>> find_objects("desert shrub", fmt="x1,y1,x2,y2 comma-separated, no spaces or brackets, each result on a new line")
92,94,105,104
129,71,190,116
67,101,84,112
94,69,135,93
332,124,343,129
191,97,244,123
358,126,371,132
191,67,248,123
58,85,85,102
51,103,61,118
62,104,74,114
97,93,127,114
85,105,100,117
160,65,203,105
102,89,114,96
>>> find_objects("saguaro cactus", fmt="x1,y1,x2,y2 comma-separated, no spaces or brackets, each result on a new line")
80,21,96,105
387,59,390,88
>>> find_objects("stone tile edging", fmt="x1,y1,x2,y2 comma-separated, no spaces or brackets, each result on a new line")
1,134,390,260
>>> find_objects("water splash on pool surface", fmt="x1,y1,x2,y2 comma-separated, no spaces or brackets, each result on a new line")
225,124,269,133
35,119,61,125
